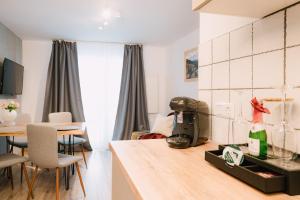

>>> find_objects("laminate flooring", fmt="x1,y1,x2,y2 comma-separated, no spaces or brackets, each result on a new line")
0,150,112,200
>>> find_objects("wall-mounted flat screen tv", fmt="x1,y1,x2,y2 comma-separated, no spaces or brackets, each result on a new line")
1,58,24,95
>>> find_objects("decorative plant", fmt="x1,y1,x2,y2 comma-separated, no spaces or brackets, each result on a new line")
0,101,20,112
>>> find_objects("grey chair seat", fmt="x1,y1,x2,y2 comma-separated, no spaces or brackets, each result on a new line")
0,154,28,168
7,137,28,148
58,136,86,145
58,154,82,168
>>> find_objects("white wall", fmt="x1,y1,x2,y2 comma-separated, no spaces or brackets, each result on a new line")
164,29,200,112
143,46,168,126
21,40,51,122
21,41,169,127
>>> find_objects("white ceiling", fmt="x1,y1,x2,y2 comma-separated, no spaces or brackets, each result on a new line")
0,0,199,45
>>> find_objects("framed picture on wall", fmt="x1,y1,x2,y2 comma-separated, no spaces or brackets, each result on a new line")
184,47,198,81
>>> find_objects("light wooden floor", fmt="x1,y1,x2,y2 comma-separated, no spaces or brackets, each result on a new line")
0,150,112,200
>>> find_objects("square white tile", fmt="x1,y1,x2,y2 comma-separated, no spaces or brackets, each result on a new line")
286,88,300,129
212,90,230,117
213,34,229,63
230,90,253,121
286,46,300,87
198,66,211,89
230,57,252,89
198,90,211,114
230,24,252,59
212,62,229,89
212,116,229,144
253,11,284,54
287,4,300,46
253,50,284,88
198,41,212,66
253,89,282,125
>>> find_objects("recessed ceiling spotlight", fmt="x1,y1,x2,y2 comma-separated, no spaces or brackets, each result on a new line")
102,9,112,20
99,8,120,29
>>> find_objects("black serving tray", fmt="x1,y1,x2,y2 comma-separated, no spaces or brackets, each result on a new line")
205,144,300,195
219,144,300,195
205,149,285,194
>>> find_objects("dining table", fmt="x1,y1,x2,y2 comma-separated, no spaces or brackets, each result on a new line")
0,122,86,190
0,122,85,137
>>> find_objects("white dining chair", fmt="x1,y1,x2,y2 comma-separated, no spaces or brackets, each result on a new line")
27,124,86,200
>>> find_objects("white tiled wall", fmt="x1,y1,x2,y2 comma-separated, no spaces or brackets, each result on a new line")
213,34,229,63
212,90,230,117
212,62,229,89
198,66,211,89
198,41,212,66
198,4,300,145
230,24,252,59
253,11,284,54
253,50,284,88
287,4,300,47
230,57,252,89
286,46,300,86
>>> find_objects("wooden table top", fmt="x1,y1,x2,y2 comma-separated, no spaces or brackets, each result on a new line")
0,122,85,137
109,139,300,200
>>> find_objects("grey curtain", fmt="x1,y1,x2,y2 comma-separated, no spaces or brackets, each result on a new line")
113,45,150,140
42,40,92,150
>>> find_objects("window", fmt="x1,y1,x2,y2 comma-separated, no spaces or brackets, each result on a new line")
78,42,123,150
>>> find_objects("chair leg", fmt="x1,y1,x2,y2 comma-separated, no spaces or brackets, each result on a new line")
21,148,25,183
80,144,87,168
27,166,38,200
75,162,86,197
22,163,33,199
63,167,66,189
9,166,13,190
56,168,60,200
63,167,70,190
9,144,14,153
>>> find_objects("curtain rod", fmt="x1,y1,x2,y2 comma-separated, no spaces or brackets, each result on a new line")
53,39,143,46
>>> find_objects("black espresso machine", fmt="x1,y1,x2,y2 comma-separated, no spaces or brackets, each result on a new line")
166,97,209,149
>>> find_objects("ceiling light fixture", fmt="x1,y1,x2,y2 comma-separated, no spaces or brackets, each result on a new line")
102,9,112,20
98,6,121,30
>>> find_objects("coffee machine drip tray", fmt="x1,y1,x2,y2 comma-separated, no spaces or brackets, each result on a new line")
166,134,192,149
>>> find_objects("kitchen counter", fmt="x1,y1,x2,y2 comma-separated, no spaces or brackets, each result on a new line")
109,139,300,200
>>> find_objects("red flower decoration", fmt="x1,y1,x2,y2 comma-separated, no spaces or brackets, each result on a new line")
251,97,270,114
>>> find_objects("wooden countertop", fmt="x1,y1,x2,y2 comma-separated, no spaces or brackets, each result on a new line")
109,139,300,200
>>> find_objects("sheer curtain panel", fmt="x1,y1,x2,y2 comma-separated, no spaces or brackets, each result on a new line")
78,42,123,150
